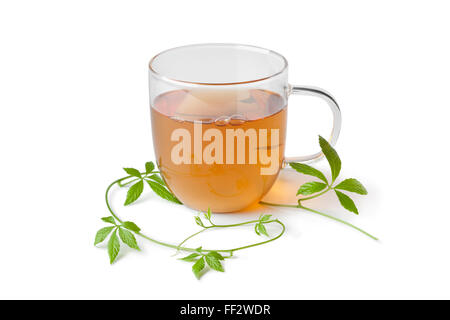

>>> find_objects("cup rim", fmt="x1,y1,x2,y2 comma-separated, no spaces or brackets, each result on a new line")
148,43,288,86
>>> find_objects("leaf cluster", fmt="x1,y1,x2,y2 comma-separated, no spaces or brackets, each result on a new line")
179,248,225,279
94,216,141,264
290,136,368,214
122,161,181,206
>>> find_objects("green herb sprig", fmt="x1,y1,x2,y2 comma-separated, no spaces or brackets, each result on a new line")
261,136,377,240
95,136,376,279
95,167,285,278
120,162,181,205
94,216,141,263
179,248,226,279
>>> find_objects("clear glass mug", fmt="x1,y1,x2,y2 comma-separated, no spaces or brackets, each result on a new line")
149,44,341,212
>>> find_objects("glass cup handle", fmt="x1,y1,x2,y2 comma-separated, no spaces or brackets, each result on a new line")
284,85,342,164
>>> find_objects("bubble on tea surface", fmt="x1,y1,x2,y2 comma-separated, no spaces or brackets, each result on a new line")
170,115,185,123
214,115,230,126
228,114,247,126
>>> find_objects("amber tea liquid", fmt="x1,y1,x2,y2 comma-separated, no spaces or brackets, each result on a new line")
151,89,287,212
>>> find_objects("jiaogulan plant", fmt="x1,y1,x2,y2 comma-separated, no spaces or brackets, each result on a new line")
94,136,377,279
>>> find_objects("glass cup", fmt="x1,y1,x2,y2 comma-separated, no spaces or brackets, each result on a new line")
149,44,341,212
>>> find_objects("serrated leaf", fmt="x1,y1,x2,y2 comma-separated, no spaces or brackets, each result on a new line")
145,161,155,174
192,257,205,279
146,174,165,186
108,230,120,264
319,136,341,183
207,251,224,260
94,226,115,245
179,253,201,262
123,167,142,178
118,228,140,250
124,180,144,206
297,181,328,196
260,214,272,222
195,216,204,227
146,180,182,204
289,162,328,184
101,216,116,225
122,221,141,233
258,223,269,237
335,178,368,195
335,190,359,214
205,255,224,272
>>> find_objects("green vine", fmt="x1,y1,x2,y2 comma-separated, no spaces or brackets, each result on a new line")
94,136,377,279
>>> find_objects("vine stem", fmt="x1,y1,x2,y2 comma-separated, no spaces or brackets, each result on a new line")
298,205,378,241
297,186,332,201
176,219,286,252
105,175,286,254
259,201,378,241
176,228,207,250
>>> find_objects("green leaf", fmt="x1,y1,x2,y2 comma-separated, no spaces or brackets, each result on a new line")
205,255,224,272
108,230,120,264
123,167,142,178
289,162,328,184
260,214,272,222
124,180,144,206
335,178,368,195
146,180,182,204
122,221,141,233
192,257,205,279
335,190,359,214
258,223,269,237
118,228,140,250
145,161,155,174
254,224,260,236
297,181,328,196
179,253,201,262
147,174,165,186
195,216,205,227
204,208,212,220
101,216,116,225
94,226,115,245
319,136,341,183
195,246,203,253
207,251,224,261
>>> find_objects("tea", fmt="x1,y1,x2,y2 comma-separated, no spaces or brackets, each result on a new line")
151,89,287,212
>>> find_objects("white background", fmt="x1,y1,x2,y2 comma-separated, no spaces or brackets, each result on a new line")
1,0,449,299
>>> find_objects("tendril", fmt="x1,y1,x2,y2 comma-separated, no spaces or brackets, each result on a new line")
106,175,286,255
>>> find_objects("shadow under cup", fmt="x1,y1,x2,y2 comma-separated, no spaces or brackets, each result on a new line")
149,44,290,212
